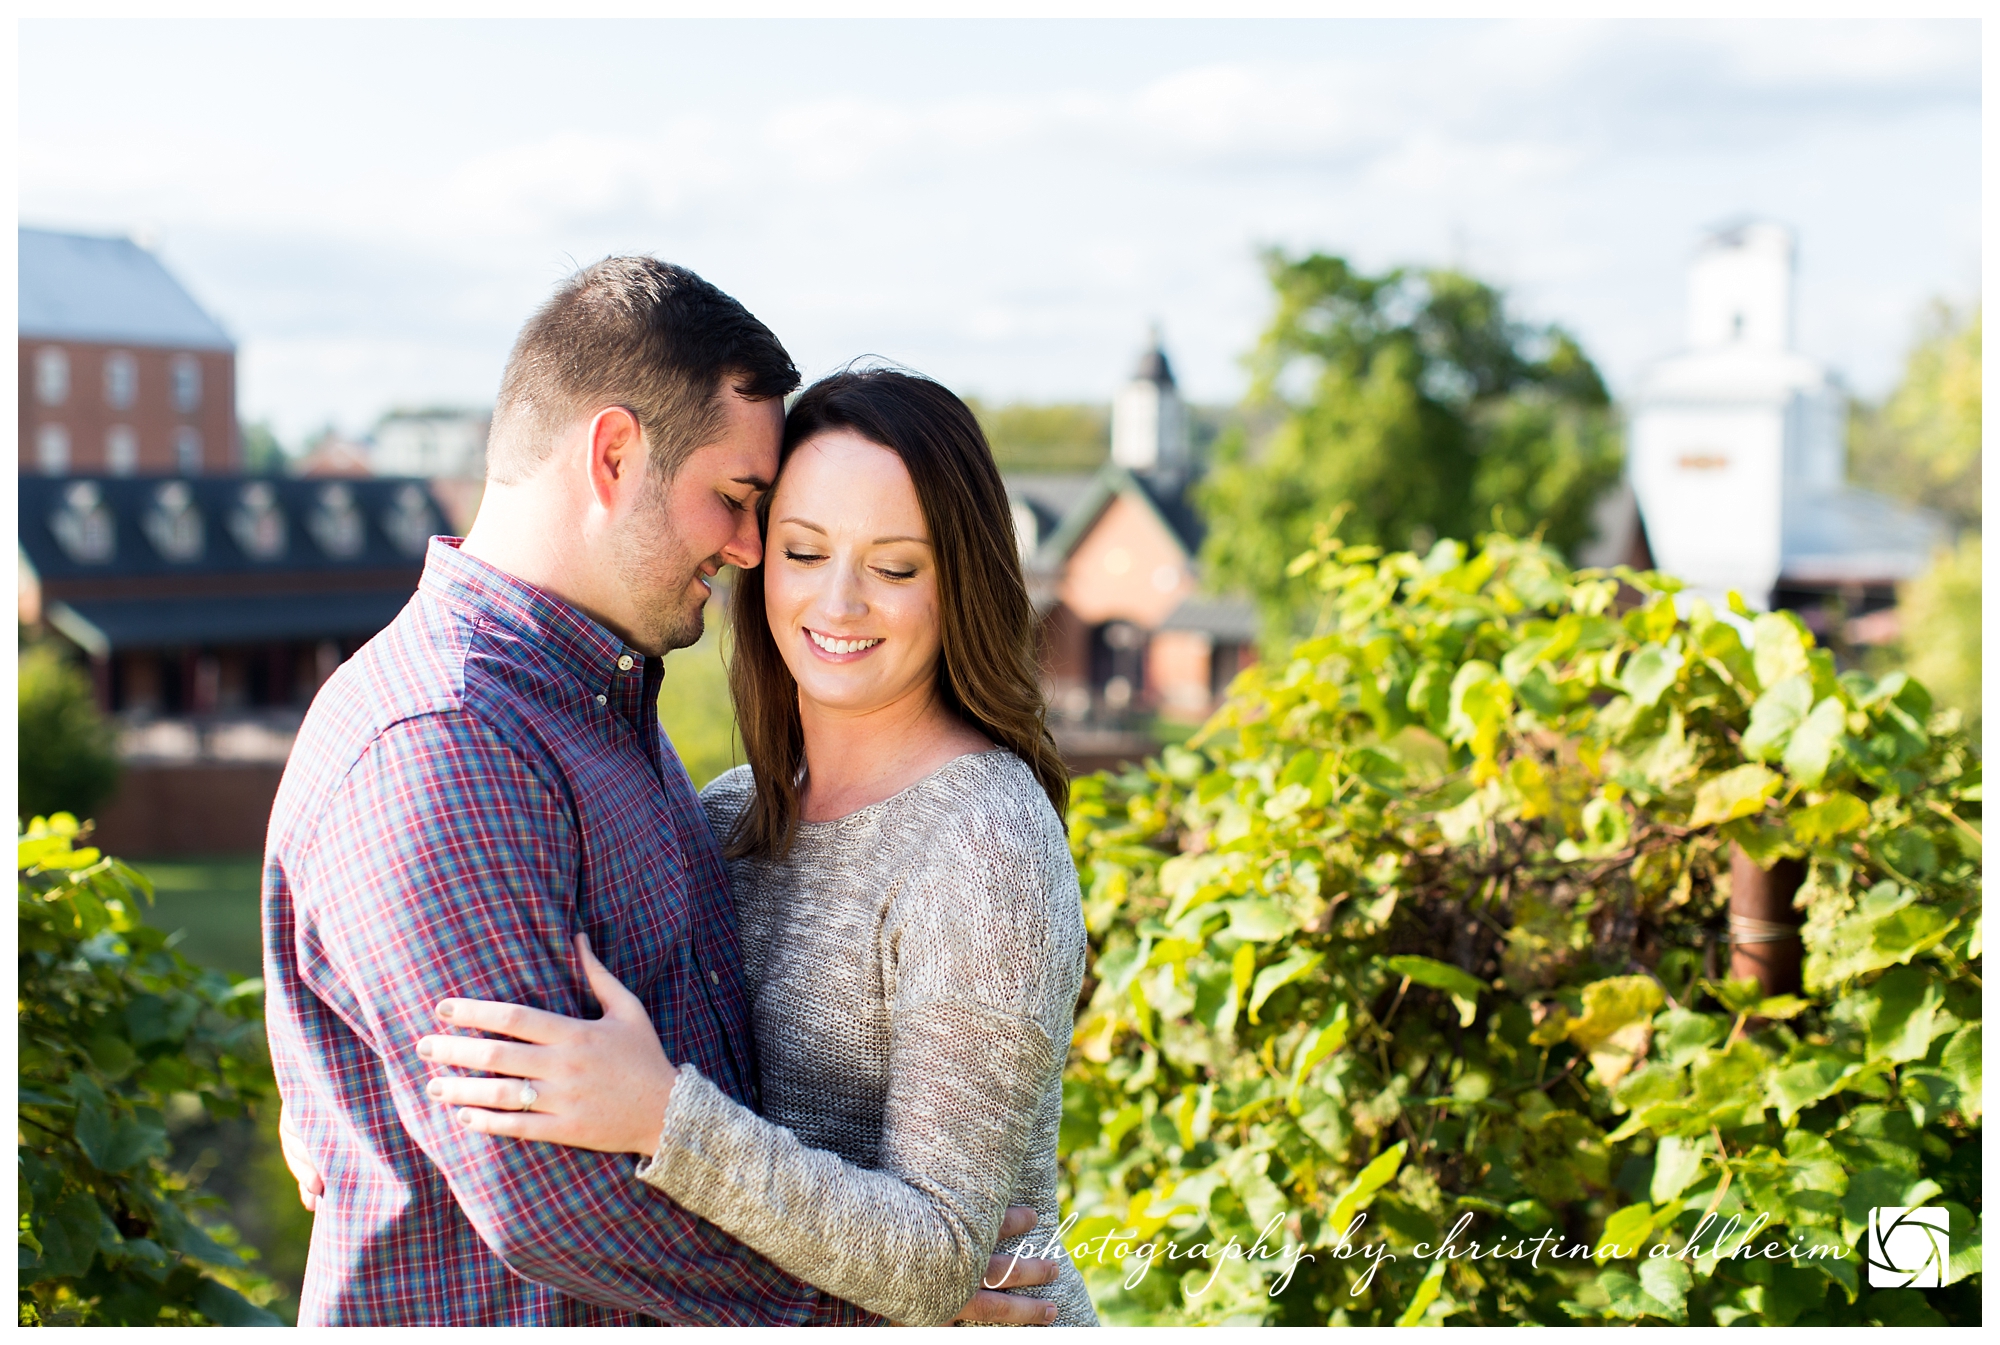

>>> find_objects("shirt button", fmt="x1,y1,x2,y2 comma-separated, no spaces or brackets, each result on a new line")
709,971,720,985
595,694,608,706
618,655,635,672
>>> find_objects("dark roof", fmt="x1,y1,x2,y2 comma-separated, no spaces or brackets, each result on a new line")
47,591,415,656
1133,343,1176,387
19,475,446,582
1159,595,1259,641
1015,462,1206,568
19,228,234,351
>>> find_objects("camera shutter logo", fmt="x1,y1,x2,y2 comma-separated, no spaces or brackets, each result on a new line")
1868,1207,1947,1288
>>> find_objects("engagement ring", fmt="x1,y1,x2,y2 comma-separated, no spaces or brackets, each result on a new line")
517,1083,539,1111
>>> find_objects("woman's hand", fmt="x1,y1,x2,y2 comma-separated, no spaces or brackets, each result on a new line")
278,1105,324,1212
416,933,678,1157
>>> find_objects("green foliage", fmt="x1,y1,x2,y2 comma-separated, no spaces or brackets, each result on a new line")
1850,302,1980,531
967,398,1110,473
1058,525,1981,1326
18,816,282,1326
1891,533,1980,737
1198,253,1623,643
17,643,121,823
238,420,289,476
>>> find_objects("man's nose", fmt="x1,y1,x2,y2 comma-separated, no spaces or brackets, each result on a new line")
720,508,763,570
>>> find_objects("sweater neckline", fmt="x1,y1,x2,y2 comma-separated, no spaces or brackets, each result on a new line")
792,747,1015,835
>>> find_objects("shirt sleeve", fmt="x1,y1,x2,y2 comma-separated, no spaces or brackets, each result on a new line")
632,805,1066,1326
289,711,859,1327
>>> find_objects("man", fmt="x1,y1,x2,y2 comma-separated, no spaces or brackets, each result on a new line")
263,258,1057,1325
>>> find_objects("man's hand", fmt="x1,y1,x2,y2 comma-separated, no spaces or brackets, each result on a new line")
278,1105,325,1212
949,1206,1061,1326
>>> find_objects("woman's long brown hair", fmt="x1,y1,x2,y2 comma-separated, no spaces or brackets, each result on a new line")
726,367,1068,859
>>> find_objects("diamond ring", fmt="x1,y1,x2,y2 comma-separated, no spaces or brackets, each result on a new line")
517,1082,539,1112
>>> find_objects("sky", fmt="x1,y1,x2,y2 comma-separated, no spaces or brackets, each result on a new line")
19,17,1982,447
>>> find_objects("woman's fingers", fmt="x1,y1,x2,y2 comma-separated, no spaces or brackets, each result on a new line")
434,995,573,1044
450,1104,575,1145
575,934,649,1023
277,1113,324,1211
416,1032,542,1079
427,1074,543,1112
954,1289,1058,1326
997,1205,1039,1242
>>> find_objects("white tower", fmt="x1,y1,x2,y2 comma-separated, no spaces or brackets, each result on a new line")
1628,222,1848,608
1111,328,1190,480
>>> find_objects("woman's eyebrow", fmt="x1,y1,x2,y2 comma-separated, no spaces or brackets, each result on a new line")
773,519,931,547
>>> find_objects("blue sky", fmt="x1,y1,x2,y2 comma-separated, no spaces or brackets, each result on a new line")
20,18,1981,444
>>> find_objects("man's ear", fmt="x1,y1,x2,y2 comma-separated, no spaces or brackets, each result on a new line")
584,406,646,512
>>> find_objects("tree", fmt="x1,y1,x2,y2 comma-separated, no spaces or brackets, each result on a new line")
1198,253,1623,642
1894,533,1980,735
967,398,1110,473
1850,303,1980,532
239,421,289,476
18,642,121,822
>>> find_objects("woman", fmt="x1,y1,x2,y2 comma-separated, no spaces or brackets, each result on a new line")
410,369,1098,1326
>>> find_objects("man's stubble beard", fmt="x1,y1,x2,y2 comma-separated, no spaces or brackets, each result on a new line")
616,472,716,657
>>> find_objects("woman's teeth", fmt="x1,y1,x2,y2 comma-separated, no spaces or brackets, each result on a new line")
809,630,883,655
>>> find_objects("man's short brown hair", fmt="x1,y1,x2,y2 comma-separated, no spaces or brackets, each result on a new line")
485,257,798,485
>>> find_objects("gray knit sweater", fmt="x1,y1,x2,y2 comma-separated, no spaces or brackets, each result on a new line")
634,749,1098,1326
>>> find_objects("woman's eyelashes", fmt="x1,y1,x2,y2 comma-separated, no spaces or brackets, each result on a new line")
778,547,918,582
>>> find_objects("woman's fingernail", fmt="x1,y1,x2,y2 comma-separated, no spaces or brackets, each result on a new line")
417,1038,434,1059
438,1001,456,1020
426,1079,442,1098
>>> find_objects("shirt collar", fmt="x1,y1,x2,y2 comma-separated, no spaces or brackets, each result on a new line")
419,537,653,710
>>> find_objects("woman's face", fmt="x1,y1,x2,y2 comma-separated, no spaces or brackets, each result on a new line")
762,429,943,720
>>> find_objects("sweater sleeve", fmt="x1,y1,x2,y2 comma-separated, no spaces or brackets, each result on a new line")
633,799,1066,1326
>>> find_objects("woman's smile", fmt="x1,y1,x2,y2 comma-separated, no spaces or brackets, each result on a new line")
805,627,884,659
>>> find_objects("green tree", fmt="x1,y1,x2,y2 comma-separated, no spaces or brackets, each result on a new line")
1060,524,1980,1326
967,398,1110,473
18,816,282,1325
18,642,121,822
239,421,288,476
1198,253,1623,642
1850,303,1980,531
1894,533,1980,735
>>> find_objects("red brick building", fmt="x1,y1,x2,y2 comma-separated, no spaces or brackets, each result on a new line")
19,228,239,476
1006,341,1256,770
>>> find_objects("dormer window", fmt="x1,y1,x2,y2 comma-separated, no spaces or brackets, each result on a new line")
104,351,138,409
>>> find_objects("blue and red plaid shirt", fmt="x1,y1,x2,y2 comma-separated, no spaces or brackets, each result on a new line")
263,538,873,1326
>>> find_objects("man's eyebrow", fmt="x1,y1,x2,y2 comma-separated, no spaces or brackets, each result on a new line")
731,475,772,491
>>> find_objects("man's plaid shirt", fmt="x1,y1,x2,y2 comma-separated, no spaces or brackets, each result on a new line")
263,538,872,1325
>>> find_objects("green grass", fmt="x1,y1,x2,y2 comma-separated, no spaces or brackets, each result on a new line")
136,858,265,978
659,627,742,791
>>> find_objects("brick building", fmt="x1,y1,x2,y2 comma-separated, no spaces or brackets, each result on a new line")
1007,339,1256,770
19,228,239,476
17,227,448,854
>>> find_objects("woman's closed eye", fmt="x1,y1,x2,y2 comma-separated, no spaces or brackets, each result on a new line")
874,566,918,581
782,547,827,564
